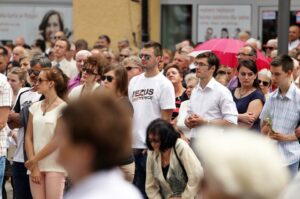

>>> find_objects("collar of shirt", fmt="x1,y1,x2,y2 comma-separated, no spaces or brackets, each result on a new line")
196,77,217,91
272,82,296,100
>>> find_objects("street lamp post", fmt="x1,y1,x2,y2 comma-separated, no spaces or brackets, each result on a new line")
277,0,291,55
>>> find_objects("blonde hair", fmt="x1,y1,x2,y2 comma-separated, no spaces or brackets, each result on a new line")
8,67,27,82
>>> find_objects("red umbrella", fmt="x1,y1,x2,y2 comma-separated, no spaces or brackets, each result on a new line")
193,38,270,70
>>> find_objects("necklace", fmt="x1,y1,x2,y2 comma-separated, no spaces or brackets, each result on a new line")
238,88,253,98
43,97,58,116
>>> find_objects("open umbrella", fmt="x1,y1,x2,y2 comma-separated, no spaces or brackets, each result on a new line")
193,38,270,70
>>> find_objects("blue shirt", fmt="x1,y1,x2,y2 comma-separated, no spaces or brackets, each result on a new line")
260,83,300,165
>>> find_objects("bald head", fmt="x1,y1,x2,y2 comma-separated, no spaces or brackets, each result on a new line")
15,37,25,46
12,46,26,63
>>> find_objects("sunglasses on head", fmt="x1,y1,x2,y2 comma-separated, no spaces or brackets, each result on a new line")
28,69,40,76
258,80,270,87
101,75,114,82
82,67,97,75
139,54,151,60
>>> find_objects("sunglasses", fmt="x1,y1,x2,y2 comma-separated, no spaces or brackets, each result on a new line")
258,80,270,87
139,54,151,60
148,138,160,144
82,67,97,75
37,78,48,84
101,75,114,82
28,69,40,76
217,70,231,75
54,36,62,40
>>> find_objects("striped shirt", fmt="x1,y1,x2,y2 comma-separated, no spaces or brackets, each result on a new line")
0,74,13,157
260,83,300,165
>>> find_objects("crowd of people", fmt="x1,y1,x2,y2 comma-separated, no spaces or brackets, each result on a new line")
0,23,300,199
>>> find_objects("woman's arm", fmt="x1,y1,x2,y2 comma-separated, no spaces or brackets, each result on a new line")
145,151,163,199
238,99,263,128
25,118,63,170
24,113,35,163
177,140,203,198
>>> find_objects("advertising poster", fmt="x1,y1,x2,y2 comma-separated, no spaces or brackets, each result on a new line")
0,4,72,45
198,5,251,42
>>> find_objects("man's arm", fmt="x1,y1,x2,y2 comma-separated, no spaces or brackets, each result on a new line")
7,112,21,129
0,107,10,131
160,109,173,122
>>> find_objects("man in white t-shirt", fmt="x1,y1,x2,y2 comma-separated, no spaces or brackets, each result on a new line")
128,41,175,197
185,51,238,137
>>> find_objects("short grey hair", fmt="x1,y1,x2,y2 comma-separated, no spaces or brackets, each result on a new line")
184,73,199,84
258,68,272,80
75,50,92,60
193,127,290,199
122,55,142,67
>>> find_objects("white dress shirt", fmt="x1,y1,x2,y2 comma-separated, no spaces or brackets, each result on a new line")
188,78,238,137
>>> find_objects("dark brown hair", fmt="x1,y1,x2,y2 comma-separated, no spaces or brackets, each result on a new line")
39,10,64,41
143,41,162,57
103,64,128,96
86,54,108,75
61,92,131,171
163,63,183,77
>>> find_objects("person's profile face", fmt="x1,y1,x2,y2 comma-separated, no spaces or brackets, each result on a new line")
46,14,61,44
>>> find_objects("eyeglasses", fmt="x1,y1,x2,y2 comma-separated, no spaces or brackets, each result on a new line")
194,61,209,67
240,72,254,77
258,80,270,87
28,69,40,76
101,75,114,82
237,53,254,57
125,66,139,71
82,67,97,75
139,54,151,60
37,78,48,84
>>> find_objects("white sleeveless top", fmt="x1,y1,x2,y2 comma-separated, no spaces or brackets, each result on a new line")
29,100,67,174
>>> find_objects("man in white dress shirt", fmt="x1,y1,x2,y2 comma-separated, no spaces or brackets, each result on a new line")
185,52,238,138
288,25,300,51
52,38,78,79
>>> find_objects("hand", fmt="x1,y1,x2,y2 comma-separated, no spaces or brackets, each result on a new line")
261,122,272,135
239,112,256,125
25,158,38,171
269,132,291,142
295,126,300,138
185,114,206,128
30,167,41,184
